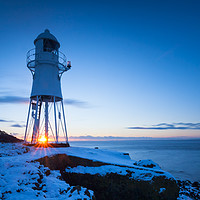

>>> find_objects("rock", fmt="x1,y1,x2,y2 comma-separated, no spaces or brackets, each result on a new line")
178,180,200,199
35,154,179,200
0,130,23,143
192,181,200,189
134,159,161,169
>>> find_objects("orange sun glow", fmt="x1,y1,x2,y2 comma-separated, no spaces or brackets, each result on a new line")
38,136,47,143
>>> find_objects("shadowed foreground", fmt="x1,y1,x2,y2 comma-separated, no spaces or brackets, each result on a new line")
35,154,179,200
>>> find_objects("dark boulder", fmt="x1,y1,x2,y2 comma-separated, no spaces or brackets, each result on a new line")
0,130,23,143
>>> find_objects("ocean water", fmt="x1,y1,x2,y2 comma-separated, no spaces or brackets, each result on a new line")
70,140,200,182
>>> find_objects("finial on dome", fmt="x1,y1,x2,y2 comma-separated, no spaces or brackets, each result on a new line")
34,29,60,47
45,29,50,33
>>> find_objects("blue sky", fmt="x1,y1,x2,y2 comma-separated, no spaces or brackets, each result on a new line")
0,0,200,139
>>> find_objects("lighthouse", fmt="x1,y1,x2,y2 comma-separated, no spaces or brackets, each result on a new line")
24,29,71,146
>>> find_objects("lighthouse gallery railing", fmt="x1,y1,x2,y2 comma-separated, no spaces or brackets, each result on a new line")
26,48,70,76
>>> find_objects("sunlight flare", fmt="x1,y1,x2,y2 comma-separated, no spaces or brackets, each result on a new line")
38,135,47,143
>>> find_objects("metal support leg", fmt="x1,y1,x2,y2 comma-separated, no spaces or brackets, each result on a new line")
24,98,32,143
54,96,58,143
61,100,68,143
32,96,39,144
45,101,48,142
36,101,42,142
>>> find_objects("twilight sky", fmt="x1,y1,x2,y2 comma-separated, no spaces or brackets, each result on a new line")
0,0,200,139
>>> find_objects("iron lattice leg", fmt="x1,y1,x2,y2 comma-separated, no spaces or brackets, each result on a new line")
54,96,58,143
61,100,68,143
24,99,32,143
45,101,48,142
32,96,39,144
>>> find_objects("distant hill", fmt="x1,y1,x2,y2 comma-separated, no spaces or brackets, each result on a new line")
0,130,23,143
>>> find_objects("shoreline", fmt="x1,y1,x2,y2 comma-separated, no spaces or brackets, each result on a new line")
70,140,200,182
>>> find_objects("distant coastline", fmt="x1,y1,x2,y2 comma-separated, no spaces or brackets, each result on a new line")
69,135,200,141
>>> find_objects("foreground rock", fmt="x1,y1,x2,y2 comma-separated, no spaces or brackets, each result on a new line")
35,153,179,199
0,144,95,199
36,154,179,200
1,143,197,200
0,143,29,157
178,180,200,200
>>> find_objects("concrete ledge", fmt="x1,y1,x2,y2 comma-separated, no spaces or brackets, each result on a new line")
23,143,70,148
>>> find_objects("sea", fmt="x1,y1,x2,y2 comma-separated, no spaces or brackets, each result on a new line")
70,140,200,182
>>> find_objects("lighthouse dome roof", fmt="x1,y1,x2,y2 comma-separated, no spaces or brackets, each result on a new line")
34,29,60,47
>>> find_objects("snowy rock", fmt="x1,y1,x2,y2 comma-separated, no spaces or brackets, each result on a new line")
0,143,184,200
0,144,95,200
159,187,166,193
35,152,179,199
0,143,29,157
133,159,161,169
177,180,200,200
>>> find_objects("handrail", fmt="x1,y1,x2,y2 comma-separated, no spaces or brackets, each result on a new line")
26,48,70,76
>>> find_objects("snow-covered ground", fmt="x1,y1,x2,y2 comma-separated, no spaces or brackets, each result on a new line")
0,143,94,200
0,143,29,157
0,143,198,199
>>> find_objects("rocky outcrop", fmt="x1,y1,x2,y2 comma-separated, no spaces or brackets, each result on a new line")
0,143,29,157
2,142,196,200
35,154,180,200
0,130,23,143
0,146,95,200
178,180,200,199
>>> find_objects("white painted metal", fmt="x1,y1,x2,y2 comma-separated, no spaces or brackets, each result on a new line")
25,29,71,144
54,96,58,143
31,61,62,99
45,101,48,142
24,99,31,142
31,29,61,99
61,100,68,143
32,96,39,143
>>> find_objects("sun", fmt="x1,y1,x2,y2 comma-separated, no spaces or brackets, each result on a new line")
38,136,47,143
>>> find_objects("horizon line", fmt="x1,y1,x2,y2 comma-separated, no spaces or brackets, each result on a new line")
68,136,200,141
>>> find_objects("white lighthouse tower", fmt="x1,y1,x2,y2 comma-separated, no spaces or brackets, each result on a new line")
24,29,71,146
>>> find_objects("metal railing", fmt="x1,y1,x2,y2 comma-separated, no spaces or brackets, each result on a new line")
26,48,70,76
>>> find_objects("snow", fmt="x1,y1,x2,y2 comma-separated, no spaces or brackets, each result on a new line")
0,160,94,199
159,188,166,193
0,143,188,199
177,194,193,200
134,159,161,170
12,145,174,179
0,143,94,200
178,180,200,200
65,163,170,181
0,143,29,157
